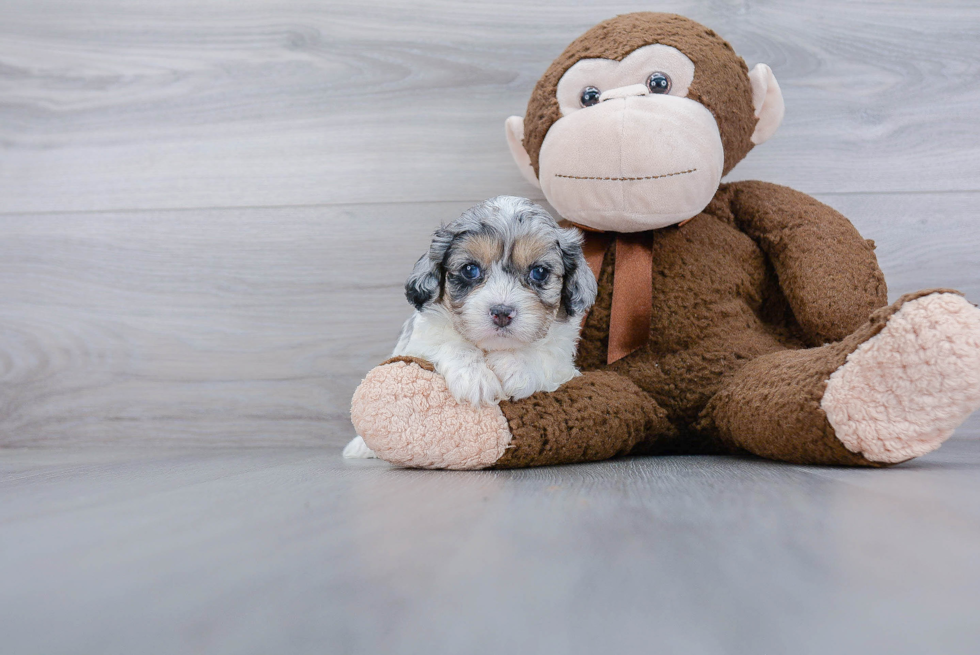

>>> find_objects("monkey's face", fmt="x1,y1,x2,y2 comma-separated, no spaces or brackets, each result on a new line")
541,44,724,232
505,13,785,234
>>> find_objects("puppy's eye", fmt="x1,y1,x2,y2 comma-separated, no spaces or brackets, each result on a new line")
580,86,601,107
529,266,549,283
646,72,671,94
460,264,482,281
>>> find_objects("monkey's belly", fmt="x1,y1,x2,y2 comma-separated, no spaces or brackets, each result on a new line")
580,214,805,426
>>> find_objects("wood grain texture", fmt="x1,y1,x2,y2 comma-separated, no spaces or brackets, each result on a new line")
0,202,458,446
1,193,978,447
1,1,980,213
1,441,979,655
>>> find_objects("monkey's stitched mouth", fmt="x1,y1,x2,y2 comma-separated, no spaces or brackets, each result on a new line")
554,168,697,182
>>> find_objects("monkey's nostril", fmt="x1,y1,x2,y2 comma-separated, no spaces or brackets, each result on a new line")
489,305,516,327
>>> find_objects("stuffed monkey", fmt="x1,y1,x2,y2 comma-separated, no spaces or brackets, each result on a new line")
350,12,980,469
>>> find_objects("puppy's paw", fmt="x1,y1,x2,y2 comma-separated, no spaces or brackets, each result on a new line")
498,368,536,401
486,351,533,400
487,351,578,401
443,362,504,406
342,435,377,459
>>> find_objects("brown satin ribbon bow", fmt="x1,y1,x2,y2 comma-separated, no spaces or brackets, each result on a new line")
580,230,654,365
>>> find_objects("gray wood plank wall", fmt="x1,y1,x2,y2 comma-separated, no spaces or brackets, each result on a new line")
2,0,979,446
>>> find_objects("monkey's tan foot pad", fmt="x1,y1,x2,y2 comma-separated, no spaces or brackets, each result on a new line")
822,293,980,464
350,360,512,470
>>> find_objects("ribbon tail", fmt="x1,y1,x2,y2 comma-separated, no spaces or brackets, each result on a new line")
581,231,612,282
608,233,653,364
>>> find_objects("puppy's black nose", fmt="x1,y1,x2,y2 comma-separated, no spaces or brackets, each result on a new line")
489,305,516,327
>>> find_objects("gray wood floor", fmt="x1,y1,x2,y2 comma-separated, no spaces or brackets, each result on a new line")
1,1,979,653
3,442,980,655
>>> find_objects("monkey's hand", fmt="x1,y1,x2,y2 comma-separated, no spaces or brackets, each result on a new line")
351,358,513,470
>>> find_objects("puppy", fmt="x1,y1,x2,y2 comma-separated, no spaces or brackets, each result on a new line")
343,196,597,459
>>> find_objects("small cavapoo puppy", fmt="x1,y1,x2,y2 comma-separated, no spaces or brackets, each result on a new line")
344,195,597,459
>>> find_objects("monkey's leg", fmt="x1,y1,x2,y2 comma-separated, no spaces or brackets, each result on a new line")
351,357,674,469
701,291,980,466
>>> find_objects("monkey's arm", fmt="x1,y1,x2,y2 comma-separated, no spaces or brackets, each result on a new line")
494,369,676,467
727,180,888,344
351,358,675,469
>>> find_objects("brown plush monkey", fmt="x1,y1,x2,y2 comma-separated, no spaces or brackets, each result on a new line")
350,13,980,469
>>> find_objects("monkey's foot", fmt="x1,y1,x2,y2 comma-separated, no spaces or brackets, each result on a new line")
350,358,512,470
822,292,980,463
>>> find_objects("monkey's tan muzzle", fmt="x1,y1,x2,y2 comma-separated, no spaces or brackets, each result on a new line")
539,94,725,233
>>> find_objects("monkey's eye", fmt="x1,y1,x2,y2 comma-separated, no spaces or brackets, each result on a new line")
529,266,549,283
580,86,601,107
460,264,482,281
646,72,671,94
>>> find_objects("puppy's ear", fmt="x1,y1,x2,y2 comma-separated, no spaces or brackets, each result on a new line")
557,227,598,317
404,226,454,310
404,255,440,310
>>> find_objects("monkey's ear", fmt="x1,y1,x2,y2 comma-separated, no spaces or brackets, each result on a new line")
748,64,785,145
505,116,542,189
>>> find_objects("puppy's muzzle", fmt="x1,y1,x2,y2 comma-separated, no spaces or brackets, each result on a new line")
490,304,516,327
